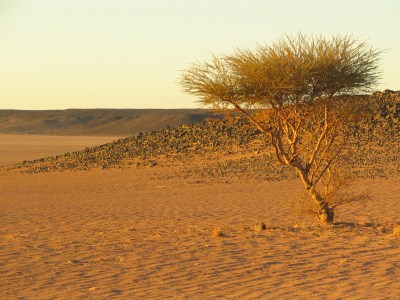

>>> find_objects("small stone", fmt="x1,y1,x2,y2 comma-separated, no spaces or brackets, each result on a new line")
68,259,80,264
254,222,267,232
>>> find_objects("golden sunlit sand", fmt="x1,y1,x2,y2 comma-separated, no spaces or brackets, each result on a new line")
0,134,119,166
0,137,399,299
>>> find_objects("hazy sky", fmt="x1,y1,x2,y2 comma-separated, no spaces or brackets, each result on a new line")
0,0,399,109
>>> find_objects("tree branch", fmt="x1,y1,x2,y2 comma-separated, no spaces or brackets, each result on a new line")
313,138,347,186
310,131,338,182
306,105,329,173
227,99,270,134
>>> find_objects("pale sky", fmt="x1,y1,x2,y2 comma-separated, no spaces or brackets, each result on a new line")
0,0,399,109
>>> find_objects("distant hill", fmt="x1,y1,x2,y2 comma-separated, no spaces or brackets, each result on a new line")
0,109,215,136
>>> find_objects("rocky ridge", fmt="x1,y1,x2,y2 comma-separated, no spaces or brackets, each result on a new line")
4,118,267,173
3,90,399,182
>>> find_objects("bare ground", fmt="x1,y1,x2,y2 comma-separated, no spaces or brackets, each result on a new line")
0,135,119,165
1,161,400,299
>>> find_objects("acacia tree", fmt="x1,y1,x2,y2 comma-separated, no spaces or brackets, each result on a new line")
180,34,381,224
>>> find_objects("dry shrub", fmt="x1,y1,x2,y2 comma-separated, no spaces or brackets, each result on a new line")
286,173,370,222
286,191,315,218
319,171,371,210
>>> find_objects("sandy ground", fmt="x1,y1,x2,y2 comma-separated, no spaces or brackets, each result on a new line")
1,137,400,299
0,135,119,166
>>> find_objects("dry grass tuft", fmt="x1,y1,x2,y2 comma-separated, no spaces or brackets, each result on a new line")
393,223,400,237
212,226,224,238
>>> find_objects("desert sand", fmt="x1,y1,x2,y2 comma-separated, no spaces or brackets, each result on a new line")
1,135,400,299
0,135,119,166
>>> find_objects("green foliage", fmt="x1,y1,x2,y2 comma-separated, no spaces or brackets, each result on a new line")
180,34,381,109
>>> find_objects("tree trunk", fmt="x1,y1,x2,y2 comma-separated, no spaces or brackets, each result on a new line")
295,167,335,225
318,205,335,225
308,187,335,225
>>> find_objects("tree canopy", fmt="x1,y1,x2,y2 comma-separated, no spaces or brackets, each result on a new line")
181,34,381,109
